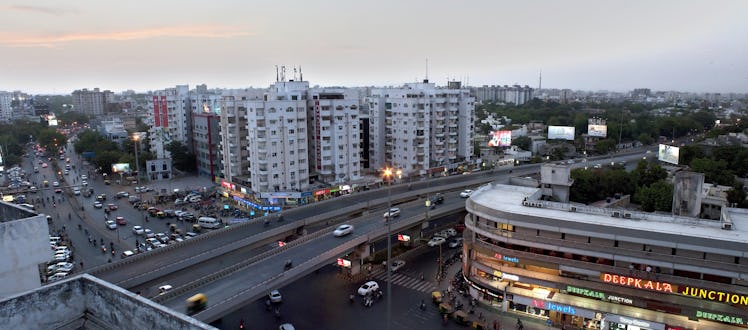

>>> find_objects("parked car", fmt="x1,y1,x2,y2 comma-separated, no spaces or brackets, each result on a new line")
427,236,446,247
357,281,380,296
269,289,283,303
383,207,401,219
174,198,188,205
116,191,129,199
459,189,474,198
144,229,155,239
155,233,169,244
73,187,81,195
448,238,464,248
47,272,69,282
132,225,144,235
121,250,135,258
333,224,354,237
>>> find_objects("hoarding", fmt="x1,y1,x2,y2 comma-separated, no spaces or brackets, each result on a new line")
658,144,680,165
587,124,608,137
548,126,575,140
111,163,131,173
488,130,512,147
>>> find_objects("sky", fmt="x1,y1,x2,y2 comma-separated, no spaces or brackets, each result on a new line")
1,0,747,94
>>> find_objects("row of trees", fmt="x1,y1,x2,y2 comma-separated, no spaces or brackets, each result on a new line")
0,120,67,167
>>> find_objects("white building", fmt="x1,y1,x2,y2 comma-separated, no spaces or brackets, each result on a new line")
71,88,110,116
367,80,475,176
308,88,361,185
0,92,11,123
147,85,191,159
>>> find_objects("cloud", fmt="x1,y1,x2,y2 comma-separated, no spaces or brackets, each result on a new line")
0,25,254,47
3,4,77,15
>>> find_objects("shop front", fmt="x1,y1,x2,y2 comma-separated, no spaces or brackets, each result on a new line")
511,295,601,329
603,314,665,330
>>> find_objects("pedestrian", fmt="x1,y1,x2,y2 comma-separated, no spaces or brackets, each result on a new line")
493,319,498,330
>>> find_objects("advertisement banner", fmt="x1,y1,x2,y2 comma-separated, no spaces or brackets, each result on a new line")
658,144,680,165
587,124,607,137
111,163,131,173
488,130,512,147
548,126,575,140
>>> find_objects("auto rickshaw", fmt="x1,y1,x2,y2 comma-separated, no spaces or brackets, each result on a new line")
186,293,207,315
438,302,454,315
431,291,443,304
453,310,470,326
192,224,202,233
471,320,487,330
169,223,177,233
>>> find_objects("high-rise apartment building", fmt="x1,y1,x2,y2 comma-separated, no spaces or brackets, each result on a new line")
472,85,534,105
148,85,190,159
72,88,111,116
367,81,475,176
192,112,222,178
308,88,361,185
0,92,11,123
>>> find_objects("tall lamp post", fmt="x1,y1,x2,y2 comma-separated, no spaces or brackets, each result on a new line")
383,167,401,330
132,133,141,182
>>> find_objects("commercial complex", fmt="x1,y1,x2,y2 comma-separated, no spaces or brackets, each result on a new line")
367,80,475,176
463,179,748,329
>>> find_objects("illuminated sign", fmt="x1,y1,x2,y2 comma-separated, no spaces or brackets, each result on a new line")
397,234,411,242
679,286,748,306
111,163,131,173
608,295,634,305
601,273,674,293
587,124,607,137
488,130,512,147
695,311,744,325
548,126,575,140
336,258,352,268
566,286,605,299
493,253,519,263
658,144,680,165
221,180,235,190
278,241,286,247
531,300,576,315
502,273,519,281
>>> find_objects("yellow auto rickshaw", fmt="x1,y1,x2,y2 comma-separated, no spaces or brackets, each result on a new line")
438,302,454,315
43,180,49,187
186,293,207,315
454,310,470,326
192,224,202,233
431,291,443,304
156,211,166,218
471,320,486,330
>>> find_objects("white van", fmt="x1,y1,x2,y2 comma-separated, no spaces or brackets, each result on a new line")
197,216,221,229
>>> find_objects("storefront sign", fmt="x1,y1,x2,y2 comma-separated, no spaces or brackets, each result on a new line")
493,253,519,263
678,286,748,306
220,180,235,190
605,315,665,330
532,300,576,314
565,285,605,299
607,295,634,305
314,189,329,196
695,310,745,325
501,273,519,281
601,273,674,293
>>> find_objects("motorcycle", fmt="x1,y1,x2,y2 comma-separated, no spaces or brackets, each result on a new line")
101,245,107,253
284,260,293,270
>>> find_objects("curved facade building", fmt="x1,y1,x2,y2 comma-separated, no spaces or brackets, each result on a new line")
463,183,748,330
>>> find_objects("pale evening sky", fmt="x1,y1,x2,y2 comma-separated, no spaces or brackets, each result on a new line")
1,0,747,94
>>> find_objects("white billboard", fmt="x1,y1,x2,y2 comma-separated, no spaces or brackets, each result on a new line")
658,144,680,165
587,124,607,137
548,126,575,140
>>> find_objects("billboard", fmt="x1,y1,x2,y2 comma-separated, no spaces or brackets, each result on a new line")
111,163,131,173
548,126,575,140
658,144,680,165
587,124,608,137
488,130,512,147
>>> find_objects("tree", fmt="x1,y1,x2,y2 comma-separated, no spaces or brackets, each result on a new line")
594,139,616,154
513,136,532,151
635,181,673,212
726,183,747,207
165,141,196,172
631,160,667,188
689,158,734,186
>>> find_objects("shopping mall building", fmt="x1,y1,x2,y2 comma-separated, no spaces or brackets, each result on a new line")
463,179,748,330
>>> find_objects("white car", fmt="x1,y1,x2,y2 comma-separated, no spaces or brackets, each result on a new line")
279,324,296,330
52,181,60,187
55,262,74,273
81,180,88,186
459,190,474,198
383,207,401,218
388,260,406,272
427,236,447,247
48,272,69,282
81,174,88,180
144,229,155,239
448,238,464,248
174,198,188,205
73,187,81,195
132,225,144,235
333,224,354,237
269,289,283,303
357,281,380,296
188,195,202,203
105,220,117,230
93,201,103,208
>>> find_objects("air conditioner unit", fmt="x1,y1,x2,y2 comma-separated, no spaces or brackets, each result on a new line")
536,203,542,208
623,213,632,219
612,211,621,218
522,200,530,206
570,206,577,212
722,222,733,230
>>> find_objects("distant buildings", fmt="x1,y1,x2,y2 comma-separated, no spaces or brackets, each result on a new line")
472,85,533,105
71,88,111,116
0,92,11,123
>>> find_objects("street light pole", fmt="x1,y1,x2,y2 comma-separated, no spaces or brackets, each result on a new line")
133,134,141,182
383,167,401,330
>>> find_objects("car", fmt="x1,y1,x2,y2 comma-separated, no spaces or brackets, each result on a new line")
55,262,74,273
158,285,172,295
448,238,464,248
333,224,354,237
357,281,380,296
184,232,198,239
163,209,176,217
593,164,602,169
63,170,69,175
443,228,457,237
269,289,283,303
47,272,69,282
146,237,162,248
278,324,296,330
389,260,406,272
96,194,106,201
33,167,39,173
54,188,63,194
81,180,88,186
174,198,188,205
188,196,202,203
116,191,129,199
93,201,103,209
41,163,48,168
128,195,141,204
73,187,81,195
52,181,60,187
132,225,144,235
104,179,111,185
81,174,88,180
107,203,118,211
115,216,127,226
459,189,474,198
105,220,117,230
427,236,447,247
155,233,169,244
29,186,38,193
144,229,155,239
430,193,444,205
383,207,401,219
121,250,135,258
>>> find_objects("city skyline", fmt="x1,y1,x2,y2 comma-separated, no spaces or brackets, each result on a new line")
1,0,747,94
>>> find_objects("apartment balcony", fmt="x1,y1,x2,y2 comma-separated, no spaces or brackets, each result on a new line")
435,132,445,138
448,131,458,136
416,148,425,156
434,140,444,146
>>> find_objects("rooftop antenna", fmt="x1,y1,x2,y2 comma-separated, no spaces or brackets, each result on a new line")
425,57,429,83
293,65,297,81
538,69,542,91
281,66,286,82
275,65,279,82
299,65,303,81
